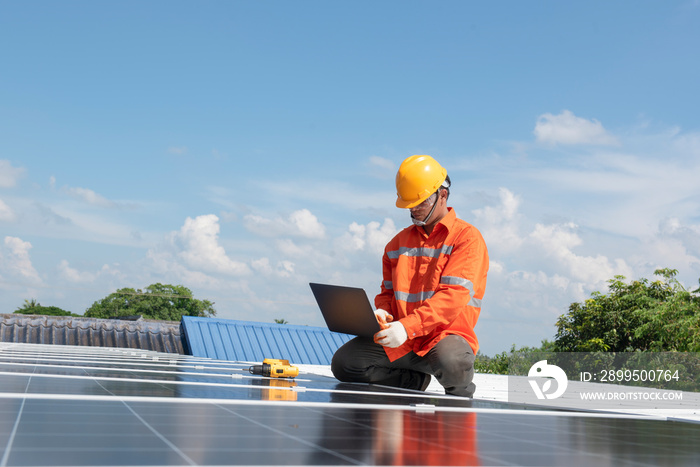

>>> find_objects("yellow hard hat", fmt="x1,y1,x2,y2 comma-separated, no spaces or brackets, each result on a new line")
395,155,447,208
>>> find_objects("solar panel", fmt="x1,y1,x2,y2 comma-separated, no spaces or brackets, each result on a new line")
1,342,699,466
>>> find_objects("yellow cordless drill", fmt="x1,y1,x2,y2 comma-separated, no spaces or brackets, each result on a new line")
249,358,299,378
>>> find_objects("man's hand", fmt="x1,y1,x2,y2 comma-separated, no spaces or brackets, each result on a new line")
373,321,408,348
375,308,393,329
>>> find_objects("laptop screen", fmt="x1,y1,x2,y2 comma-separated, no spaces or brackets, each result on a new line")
309,283,381,338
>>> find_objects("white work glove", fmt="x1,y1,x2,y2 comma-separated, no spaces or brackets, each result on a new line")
374,308,393,328
373,321,408,348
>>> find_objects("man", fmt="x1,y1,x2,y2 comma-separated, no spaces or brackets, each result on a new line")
331,155,489,397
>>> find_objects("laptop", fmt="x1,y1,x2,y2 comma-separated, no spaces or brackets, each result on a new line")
309,283,381,337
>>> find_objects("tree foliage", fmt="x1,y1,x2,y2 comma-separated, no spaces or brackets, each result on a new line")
14,299,78,317
479,269,700,379
16,298,39,312
84,283,216,321
554,268,700,352
475,340,556,375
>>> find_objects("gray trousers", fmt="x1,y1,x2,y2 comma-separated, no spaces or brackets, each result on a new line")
331,334,476,397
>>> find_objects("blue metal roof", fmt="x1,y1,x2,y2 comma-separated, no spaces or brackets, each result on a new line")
180,316,353,365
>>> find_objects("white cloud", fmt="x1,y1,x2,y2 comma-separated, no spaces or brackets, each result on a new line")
530,222,581,254
0,160,25,188
272,238,340,274
369,156,395,171
456,121,700,353
243,214,284,237
289,209,326,239
528,222,632,285
338,218,397,255
173,214,250,275
0,199,16,222
168,146,188,155
146,248,222,289
368,156,396,179
1,236,41,283
465,185,636,349
64,186,117,208
472,189,631,292
492,269,574,319
257,179,396,213
251,257,295,278
519,136,700,239
488,260,505,275
471,188,523,252
275,238,307,258
244,209,326,239
474,188,631,298
143,214,252,290
58,260,96,283
472,187,521,223
632,218,700,287
145,219,259,302
534,110,618,146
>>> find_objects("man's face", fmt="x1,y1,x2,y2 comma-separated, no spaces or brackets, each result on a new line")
409,191,439,223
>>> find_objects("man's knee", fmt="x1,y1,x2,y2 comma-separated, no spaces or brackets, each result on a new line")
331,340,354,382
430,335,476,396
439,353,474,379
330,337,382,383
433,335,475,369
331,354,350,382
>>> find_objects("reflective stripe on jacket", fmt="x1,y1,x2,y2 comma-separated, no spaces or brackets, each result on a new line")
375,208,489,361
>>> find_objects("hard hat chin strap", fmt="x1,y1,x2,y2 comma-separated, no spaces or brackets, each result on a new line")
411,194,440,227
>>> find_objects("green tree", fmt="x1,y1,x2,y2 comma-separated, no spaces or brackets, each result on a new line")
14,299,77,316
84,283,216,321
476,269,700,382
475,340,555,375
15,298,40,313
554,268,700,352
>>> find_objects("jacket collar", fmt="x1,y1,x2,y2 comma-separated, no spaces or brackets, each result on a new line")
438,207,457,232
413,207,456,236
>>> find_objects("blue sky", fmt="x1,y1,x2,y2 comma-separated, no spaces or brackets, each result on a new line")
1,1,699,356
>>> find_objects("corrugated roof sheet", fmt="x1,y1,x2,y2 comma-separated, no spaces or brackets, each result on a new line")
0,314,184,354
181,316,353,365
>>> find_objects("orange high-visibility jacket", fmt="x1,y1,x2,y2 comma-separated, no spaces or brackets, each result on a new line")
375,208,489,361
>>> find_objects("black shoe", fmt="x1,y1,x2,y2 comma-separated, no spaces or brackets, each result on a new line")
465,382,476,398
419,373,432,391
446,382,476,398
